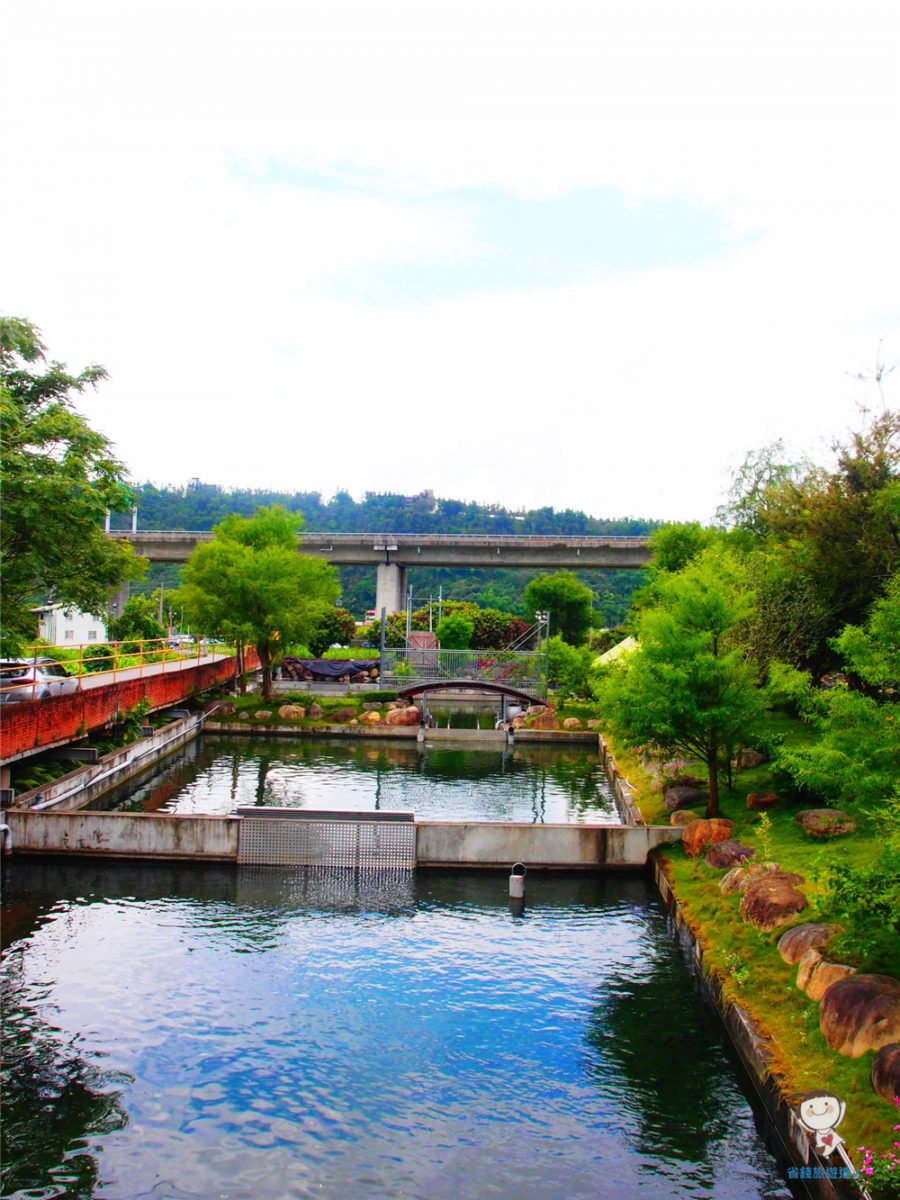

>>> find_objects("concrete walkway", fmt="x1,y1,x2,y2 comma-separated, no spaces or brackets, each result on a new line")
75,654,226,690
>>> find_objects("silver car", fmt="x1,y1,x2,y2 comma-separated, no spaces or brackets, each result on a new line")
0,658,79,703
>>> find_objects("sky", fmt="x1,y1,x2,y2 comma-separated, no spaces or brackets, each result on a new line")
3,0,898,522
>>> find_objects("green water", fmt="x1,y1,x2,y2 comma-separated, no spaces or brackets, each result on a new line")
89,735,621,823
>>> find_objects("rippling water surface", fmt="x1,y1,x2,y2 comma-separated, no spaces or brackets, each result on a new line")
2,864,790,1200
89,736,620,823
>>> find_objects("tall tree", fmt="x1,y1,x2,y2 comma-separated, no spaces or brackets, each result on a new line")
524,571,593,645
0,317,144,654
173,507,339,697
776,574,900,807
595,548,765,816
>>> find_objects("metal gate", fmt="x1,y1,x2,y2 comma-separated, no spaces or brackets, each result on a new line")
237,807,416,869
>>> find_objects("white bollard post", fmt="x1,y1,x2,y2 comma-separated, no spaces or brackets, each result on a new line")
509,862,526,899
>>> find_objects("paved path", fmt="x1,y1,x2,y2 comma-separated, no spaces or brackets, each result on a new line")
77,653,227,689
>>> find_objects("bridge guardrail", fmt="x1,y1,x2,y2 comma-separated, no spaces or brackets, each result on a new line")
0,638,235,704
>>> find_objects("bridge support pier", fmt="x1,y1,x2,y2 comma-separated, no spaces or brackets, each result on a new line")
375,563,407,615
108,579,131,620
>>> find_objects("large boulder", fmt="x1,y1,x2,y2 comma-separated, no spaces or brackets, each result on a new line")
528,710,559,730
215,701,236,717
820,976,900,1058
871,1043,900,1103
586,719,601,730
796,809,856,839
360,710,382,725
253,709,272,721
739,874,808,931
562,717,583,730
796,948,823,993
747,792,778,811
777,924,838,965
807,962,857,1002
682,818,734,858
664,785,709,813
796,949,856,1000
719,861,783,896
361,703,383,712
384,706,420,727
330,707,357,723
670,809,702,827
307,703,323,720
277,704,306,720
705,840,756,869
733,748,767,769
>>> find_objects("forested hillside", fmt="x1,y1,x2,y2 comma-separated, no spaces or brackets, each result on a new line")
121,482,658,623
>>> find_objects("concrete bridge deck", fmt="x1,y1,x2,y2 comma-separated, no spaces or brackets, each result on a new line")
112,530,651,568
111,531,652,614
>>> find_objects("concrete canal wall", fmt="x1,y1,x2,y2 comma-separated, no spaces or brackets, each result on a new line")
14,714,204,812
416,821,681,869
1,809,680,868
5,810,240,861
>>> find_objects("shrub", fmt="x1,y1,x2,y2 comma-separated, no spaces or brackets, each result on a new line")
436,613,474,650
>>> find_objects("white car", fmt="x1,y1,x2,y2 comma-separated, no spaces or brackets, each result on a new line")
0,658,79,703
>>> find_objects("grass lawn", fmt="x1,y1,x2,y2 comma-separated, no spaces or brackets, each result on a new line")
604,712,899,1168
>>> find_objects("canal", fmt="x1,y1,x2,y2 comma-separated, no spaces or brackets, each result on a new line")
1,739,794,1199
86,735,621,824
1,863,792,1200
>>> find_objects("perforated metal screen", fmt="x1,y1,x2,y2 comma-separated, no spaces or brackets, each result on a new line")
237,809,416,869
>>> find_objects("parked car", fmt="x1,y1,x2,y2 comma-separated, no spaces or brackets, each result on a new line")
0,658,79,703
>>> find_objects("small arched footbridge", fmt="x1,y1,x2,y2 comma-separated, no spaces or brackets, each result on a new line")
396,681,547,708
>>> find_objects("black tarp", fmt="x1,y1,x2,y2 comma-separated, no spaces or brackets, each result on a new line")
280,658,377,681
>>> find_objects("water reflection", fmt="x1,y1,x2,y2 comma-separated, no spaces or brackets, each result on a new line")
1,864,791,1199
89,736,619,824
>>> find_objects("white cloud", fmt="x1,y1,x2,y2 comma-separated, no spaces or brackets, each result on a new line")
2,0,897,520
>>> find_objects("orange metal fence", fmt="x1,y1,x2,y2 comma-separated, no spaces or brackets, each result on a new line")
0,638,236,704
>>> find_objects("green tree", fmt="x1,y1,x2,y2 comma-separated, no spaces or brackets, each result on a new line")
775,573,900,806
173,506,339,697
306,606,358,657
0,317,145,654
732,412,898,657
524,571,593,645
108,593,165,643
832,570,899,690
435,612,473,650
547,635,594,698
647,522,714,574
595,548,765,816
715,439,810,536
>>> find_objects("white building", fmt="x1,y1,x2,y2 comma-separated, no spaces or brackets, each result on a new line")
33,605,107,646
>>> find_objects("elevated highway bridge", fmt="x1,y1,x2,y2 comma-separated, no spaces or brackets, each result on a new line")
110,531,652,614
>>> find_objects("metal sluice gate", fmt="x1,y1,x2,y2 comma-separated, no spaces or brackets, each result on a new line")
236,807,417,870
